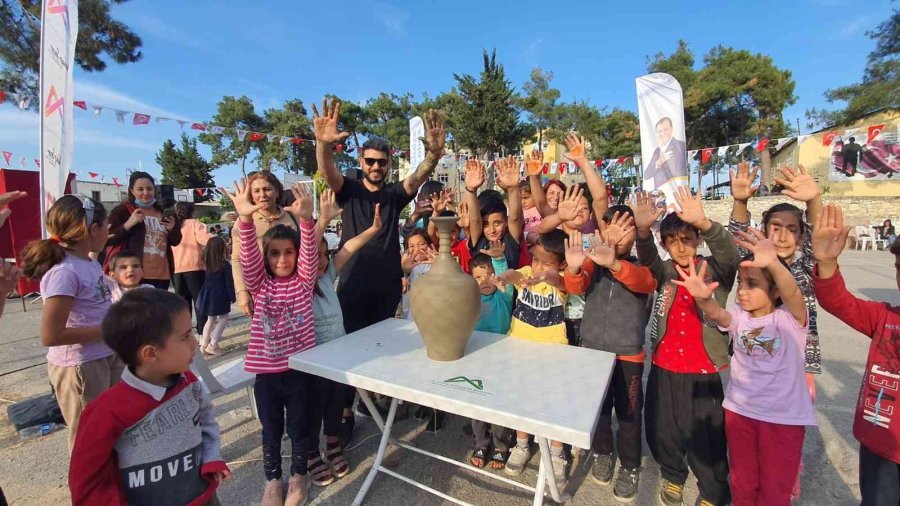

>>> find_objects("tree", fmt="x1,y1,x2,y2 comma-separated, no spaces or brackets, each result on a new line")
0,0,143,106
451,49,527,156
521,67,562,146
807,10,899,127
156,134,215,201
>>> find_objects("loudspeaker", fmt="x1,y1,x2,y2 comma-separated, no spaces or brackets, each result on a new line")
158,184,175,208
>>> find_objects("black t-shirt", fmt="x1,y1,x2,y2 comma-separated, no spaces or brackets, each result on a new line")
336,178,414,288
469,231,524,269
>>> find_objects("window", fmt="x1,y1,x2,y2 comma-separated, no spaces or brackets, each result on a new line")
458,172,466,182
438,173,449,184
91,191,101,202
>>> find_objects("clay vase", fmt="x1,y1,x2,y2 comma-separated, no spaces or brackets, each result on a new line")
410,216,481,361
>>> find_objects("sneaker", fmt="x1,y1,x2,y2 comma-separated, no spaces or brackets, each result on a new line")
284,473,310,506
204,343,222,356
612,467,640,503
354,399,377,419
261,478,283,506
696,500,715,506
591,452,615,485
424,410,446,432
339,414,355,449
550,454,567,486
504,445,532,476
658,479,684,506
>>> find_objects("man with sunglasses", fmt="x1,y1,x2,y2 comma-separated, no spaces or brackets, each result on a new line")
313,98,446,435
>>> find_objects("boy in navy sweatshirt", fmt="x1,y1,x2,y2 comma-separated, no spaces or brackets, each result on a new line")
69,289,229,506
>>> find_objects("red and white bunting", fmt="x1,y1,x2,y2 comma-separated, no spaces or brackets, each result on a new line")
1,151,10,165
133,113,150,125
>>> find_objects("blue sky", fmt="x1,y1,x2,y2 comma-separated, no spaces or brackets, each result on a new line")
0,0,893,188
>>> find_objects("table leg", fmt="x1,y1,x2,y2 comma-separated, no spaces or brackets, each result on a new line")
352,397,398,506
537,436,570,504
533,455,547,506
356,388,385,432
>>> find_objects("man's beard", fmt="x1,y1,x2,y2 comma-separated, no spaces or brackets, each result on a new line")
364,170,385,186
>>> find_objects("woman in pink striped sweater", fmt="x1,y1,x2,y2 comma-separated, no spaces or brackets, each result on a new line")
224,178,318,506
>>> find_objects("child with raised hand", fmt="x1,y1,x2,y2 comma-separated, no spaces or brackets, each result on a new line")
69,289,230,505
21,195,123,453
811,204,900,505
497,229,570,485
562,134,609,224
107,250,153,302
633,187,739,506
223,178,318,506
468,156,528,269
674,228,814,506
467,244,516,470
562,206,656,502
195,236,235,356
306,189,382,487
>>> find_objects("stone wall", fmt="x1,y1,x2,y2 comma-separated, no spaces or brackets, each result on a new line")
701,195,898,227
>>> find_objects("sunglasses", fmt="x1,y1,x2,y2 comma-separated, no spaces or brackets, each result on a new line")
364,157,389,168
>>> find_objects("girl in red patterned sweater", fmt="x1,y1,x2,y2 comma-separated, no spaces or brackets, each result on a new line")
224,179,318,506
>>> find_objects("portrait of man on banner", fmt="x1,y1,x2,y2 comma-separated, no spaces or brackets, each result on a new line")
645,116,687,189
636,73,690,209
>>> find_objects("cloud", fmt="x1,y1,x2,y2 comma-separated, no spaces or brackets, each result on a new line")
76,79,186,120
372,1,410,33
0,108,157,152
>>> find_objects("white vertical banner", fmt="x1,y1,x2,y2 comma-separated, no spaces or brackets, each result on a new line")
636,73,689,209
39,0,78,236
407,116,425,181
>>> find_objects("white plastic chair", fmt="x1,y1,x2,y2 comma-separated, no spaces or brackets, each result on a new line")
191,344,258,419
855,226,873,250
870,227,888,251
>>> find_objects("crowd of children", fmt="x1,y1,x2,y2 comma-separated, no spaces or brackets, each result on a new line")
1,108,898,505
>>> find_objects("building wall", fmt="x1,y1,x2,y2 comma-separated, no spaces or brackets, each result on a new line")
701,195,896,228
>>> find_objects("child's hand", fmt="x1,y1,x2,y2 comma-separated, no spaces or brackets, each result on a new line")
431,188,454,215
557,185,584,222
729,162,759,202
319,189,343,223
734,227,778,269
479,240,505,259
564,231,587,273
812,204,851,264
488,274,507,293
775,165,820,203
674,185,711,230
0,260,23,296
369,203,382,232
631,191,664,231
465,158,486,192
525,149,543,176
288,183,314,221
222,179,266,221
496,155,521,190
672,260,719,300
562,134,588,163
586,232,617,268
457,202,470,229
213,469,232,484
401,249,417,273
600,211,635,247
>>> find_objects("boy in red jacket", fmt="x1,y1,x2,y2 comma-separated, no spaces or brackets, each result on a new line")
69,289,230,505
812,204,900,505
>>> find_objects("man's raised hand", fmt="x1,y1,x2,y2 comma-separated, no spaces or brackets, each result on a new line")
420,109,446,157
312,97,351,145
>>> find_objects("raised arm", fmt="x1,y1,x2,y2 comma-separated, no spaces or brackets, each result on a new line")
775,165,823,226
539,185,583,233
496,155,523,241
729,161,758,225
525,149,554,217
221,179,268,294
312,97,351,194
315,189,344,245
672,261,733,328
736,228,807,325
403,109,447,196
631,191,666,278
564,134,608,220
335,204,382,274
285,183,318,292
463,159,485,246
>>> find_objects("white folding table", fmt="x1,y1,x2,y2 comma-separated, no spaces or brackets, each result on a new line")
288,319,616,506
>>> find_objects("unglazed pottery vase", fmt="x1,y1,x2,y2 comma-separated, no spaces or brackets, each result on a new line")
409,216,480,361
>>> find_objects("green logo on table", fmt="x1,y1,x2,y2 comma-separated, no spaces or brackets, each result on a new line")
444,376,484,391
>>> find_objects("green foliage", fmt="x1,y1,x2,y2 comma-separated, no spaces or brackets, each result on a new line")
450,49,527,156
807,10,899,127
156,134,215,201
521,67,562,145
0,0,143,106
199,213,221,225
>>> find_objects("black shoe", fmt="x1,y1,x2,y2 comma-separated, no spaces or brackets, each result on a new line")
355,400,375,419
413,405,429,420
340,414,355,449
590,452,615,485
424,410,445,432
612,466,640,503
658,479,685,506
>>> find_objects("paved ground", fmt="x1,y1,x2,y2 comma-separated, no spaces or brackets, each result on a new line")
0,249,897,505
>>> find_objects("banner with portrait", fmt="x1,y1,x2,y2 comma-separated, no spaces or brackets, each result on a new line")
636,73,689,208
829,125,900,181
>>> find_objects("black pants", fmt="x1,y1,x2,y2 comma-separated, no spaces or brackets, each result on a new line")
307,376,345,454
254,370,311,480
471,420,514,452
143,278,171,290
593,359,644,470
173,270,207,334
565,318,582,347
645,365,730,505
860,443,900,506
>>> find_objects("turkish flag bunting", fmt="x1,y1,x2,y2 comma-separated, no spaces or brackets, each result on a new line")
291,138,304,145
88,172,99,178
542,163,550,175
248,132,265,142
112,177,121,187
195,188,205,196
822,131,838,146
616,157,627,165
191,123,207,131
558,162,567,174
1,151,10,165
701,148,713,164
34,159,40,168
335,144,345,153
133,113,151,125
0,90,4,103
756,138,769,152
73,100,87,110
868,124,885,144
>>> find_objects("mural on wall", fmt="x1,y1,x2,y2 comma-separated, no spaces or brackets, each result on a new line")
830,124,900,181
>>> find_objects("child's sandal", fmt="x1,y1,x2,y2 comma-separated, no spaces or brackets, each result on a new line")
324,444,351,478
489,449,508,470
308,454,335,486
470,447,489,468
